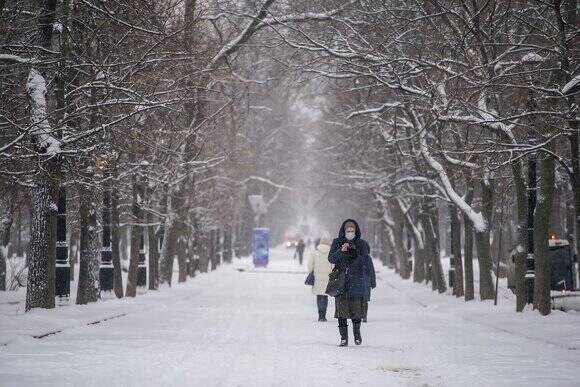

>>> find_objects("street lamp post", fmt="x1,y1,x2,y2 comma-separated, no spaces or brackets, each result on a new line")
522,54,542,306
55,185,70,303
100,176,114,293
525,148,537,304
137,161,148,289
137,232,147,288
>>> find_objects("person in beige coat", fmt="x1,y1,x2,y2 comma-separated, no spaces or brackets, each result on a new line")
307,237,333,321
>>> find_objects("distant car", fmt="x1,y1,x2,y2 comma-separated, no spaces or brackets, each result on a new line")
507,238,577,292
286,240,298,249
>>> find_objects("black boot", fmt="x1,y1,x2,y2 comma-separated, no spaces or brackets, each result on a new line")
338,325,348,347
353,322,362,345
362,302,368,323
318,311,327,322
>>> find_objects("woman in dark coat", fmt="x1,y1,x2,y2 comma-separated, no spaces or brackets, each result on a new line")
328,219,373,346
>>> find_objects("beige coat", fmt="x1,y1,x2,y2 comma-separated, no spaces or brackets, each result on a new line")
307,243,333,295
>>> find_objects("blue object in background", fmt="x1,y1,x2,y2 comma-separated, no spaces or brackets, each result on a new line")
253,228,269,267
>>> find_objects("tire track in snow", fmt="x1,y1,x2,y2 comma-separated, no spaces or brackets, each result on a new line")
0,290,202,348
0,313,127,347
31,313,127,339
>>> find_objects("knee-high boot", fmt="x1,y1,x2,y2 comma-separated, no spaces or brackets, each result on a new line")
338,321,348,347
353,321,362,345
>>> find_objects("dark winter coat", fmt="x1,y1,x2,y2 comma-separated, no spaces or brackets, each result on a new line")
296,240,306,255
328,219,374,299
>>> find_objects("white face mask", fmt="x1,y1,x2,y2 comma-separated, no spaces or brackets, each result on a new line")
345,231,355,240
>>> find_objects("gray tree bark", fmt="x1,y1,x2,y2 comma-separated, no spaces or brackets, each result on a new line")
76,183,101,304
0,195,13,291
511,159,529,311
126,175,144,297
223,225,233,263
25,0,59,312
389,200,411,279
177,237,188,283
450,204,464,297
26,178,57,311
475,179,495,300
400,203,425,283
464,213,475,301
111,184,123,298
198,232,209,273
210,229,218,272
159,191,177,285
148,219,159,290
421,204,446,293
533,147,556,315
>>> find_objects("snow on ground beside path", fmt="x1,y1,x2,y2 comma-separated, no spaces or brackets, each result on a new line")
0,246,579,387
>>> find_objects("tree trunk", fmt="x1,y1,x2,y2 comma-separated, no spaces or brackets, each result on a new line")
383,224,395,268
0,195,13,291
397,198,425,283
24,0,62,311
148,220,159,290
76,184,101,305
26,175,58,311
199,232,209,273
210,229,218,271
392,223,408,279
159,220,176,285
16,207,23,257
389,201,410,279
110,185,123,298
159,190,177,285
512,159,528,311
475,179,495,300
126,176,143,298
422,205,446,293
223,225,233,263
186,233,196,278
464,214,475,301
475,230,495,300
413,242,426,284
177,237,188,283
533,147,556,315
450,205,464,297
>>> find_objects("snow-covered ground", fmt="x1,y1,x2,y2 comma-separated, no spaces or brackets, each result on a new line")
1,246,579,386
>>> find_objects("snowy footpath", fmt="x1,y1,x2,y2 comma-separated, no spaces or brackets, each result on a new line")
1,247,579,387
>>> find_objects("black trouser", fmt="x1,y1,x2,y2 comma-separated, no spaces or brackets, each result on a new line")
338,318,361,327
316,295,328,315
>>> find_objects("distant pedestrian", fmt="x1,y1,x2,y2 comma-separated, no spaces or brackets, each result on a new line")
307,236,333,321
328,219,373,346
295,239,306,265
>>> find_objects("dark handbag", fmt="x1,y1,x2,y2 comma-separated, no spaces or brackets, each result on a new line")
304,271,315,286
325,267,346,297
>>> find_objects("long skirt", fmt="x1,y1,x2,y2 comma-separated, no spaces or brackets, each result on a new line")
334,296,364,319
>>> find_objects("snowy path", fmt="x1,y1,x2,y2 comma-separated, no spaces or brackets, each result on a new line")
1,248,579,387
